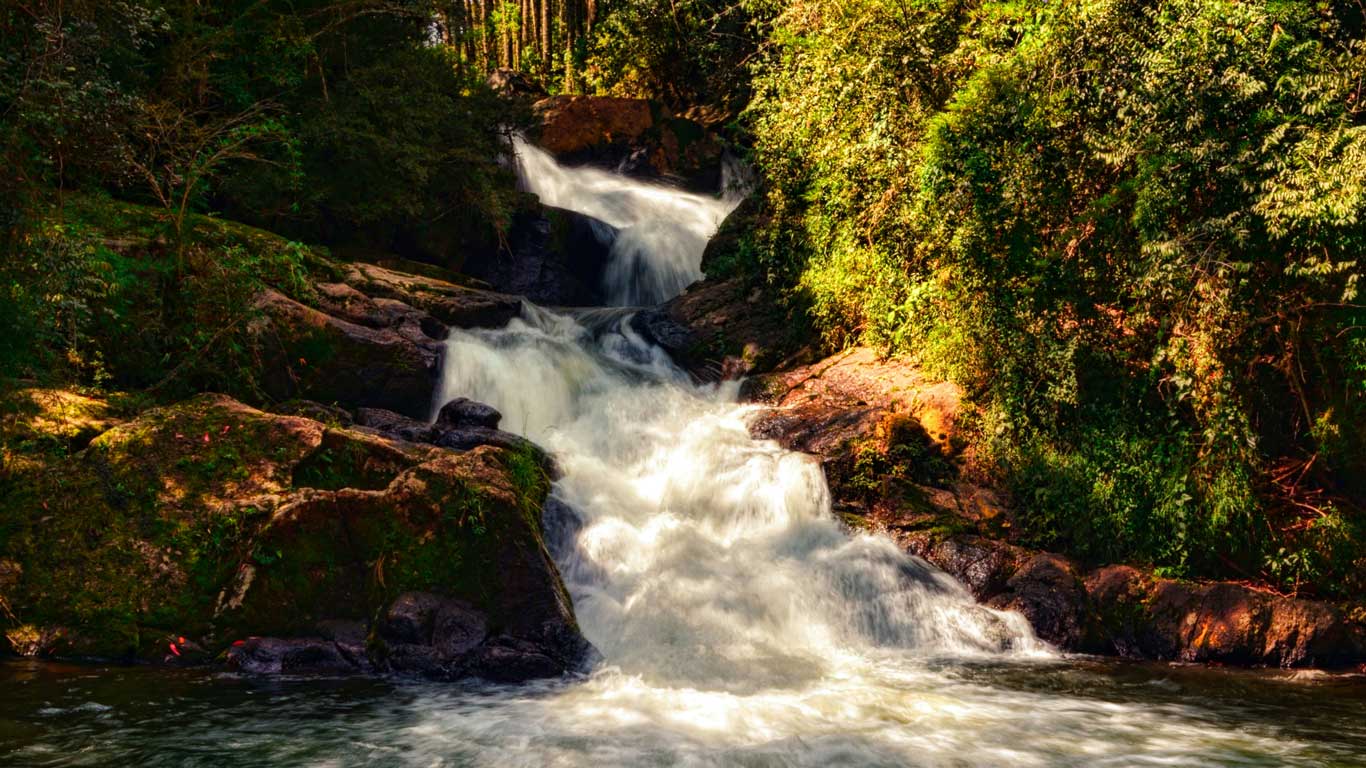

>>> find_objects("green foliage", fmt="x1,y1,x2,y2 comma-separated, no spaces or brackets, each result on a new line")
3,194,326,403
748,0,1366,594
583,0,779,112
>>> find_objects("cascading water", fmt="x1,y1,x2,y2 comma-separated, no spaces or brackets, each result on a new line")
510,135,745,306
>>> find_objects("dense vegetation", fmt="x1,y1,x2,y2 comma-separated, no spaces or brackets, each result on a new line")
737,0,1366,597
1,0,519,396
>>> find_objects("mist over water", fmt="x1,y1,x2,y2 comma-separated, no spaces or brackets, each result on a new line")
510,135,745,306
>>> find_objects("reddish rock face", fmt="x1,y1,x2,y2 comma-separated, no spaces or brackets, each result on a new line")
1084,566,1364,667
534,96,658,157
530,95,726,189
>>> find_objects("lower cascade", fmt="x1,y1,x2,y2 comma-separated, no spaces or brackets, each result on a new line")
417,305,1342,765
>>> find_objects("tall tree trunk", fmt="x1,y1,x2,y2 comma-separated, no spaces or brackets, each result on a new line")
465,0,478,69
561,0,575,93
480,0,492,72
540,0,552,83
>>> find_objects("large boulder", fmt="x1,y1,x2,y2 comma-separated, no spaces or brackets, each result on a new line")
340,262,523,329
462,204,617,306
251,288,442,419
0,394,590,681
1085,565,1364,667
636,277,812,381
532,95,727,191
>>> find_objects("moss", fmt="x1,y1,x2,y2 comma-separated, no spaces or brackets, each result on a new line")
2,392,561,660
291,431,408,491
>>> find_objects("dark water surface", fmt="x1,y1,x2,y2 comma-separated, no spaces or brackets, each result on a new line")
3,658,1365,767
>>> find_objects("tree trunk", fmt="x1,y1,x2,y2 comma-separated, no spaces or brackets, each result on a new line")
540,0,552,83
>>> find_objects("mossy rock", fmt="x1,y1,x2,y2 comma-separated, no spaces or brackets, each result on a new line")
0,394,577,664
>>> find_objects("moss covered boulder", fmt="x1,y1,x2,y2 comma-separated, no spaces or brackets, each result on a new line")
251,288,442,419
0,393,589,681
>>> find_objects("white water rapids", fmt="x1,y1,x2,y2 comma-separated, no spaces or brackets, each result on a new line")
510,135,745,306
408,144,1354,766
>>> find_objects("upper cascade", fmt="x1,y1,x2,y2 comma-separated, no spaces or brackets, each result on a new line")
510,135,746,306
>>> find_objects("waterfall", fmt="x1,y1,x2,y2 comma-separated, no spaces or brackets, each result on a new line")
435,306,1041,687
509,135,746,306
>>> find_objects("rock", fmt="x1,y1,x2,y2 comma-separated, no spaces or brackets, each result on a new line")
430,427,544,462
355,407,435,443
436,398,501,430
534,96,657,158
629,307,694,356
314,281,448,342
986,553,1098,651
341,262,522,329
1084,565,1365,667
251,288,441,419
652,278,811,381
0,394,592,681
374,592,489,677
893,533,1023,602
532,96,726,190
463,205,616,306
227,637,358,675
274,400,355,427
470,636,566,683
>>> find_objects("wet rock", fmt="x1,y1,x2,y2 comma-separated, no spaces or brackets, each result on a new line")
354,407,434,443
436,398,502,430
464,205,616,306
341,262,522,330
629,308,694,357
251,289,441,419
227,637,359,675
430,427,540,457
652,278,811,381
376,592,489,677
894,533,1023,602
531,95,726,190
986,554,1098,651
470,636,565,683
1084,566,1365,667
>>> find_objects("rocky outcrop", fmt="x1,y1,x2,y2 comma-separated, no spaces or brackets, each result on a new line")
463,205,617,306
246,260,533,419
633,278,812,381
340,261,523,329
354,399,552,473
0,393,590,682
532,95,727,191
726,335,1366,667
251,288,442,419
